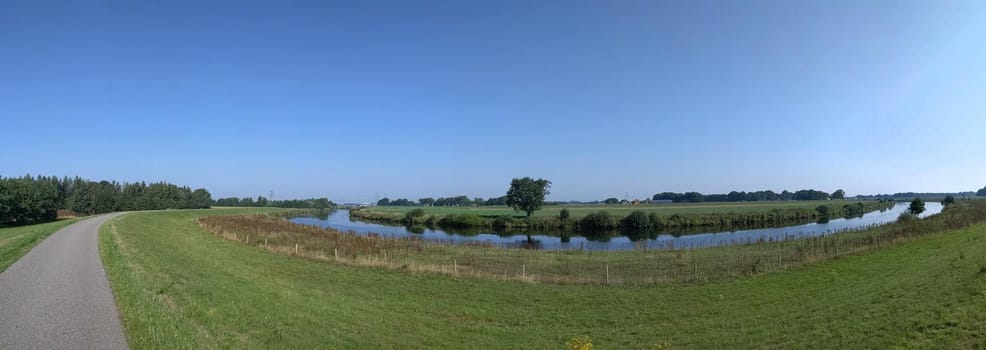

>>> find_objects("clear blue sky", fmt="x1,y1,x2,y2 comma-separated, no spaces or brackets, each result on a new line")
2,1,985,202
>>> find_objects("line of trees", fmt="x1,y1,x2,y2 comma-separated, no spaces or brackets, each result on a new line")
1,175,212,225
651,189,838,203
378,195,510,207
213,197,335,209
856,191,978,200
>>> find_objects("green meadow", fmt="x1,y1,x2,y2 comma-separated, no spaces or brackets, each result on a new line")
99,205,986,348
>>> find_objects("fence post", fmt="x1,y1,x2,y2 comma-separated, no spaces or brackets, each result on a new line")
334,248,338,260
264,238,268,247
453,260,457,274
522,264,526,279
693,259,698,280
606,265,610,284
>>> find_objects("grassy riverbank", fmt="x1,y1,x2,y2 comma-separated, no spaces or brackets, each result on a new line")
351,200,896,233
0,218,81,272
100,204,986,348
203,201,982,284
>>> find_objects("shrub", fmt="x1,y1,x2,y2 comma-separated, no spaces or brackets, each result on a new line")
897,212,915,223
580,211,615,230
492,216,515,230
622,210,651,229
815,205,829,217
402,208,426,225
437,214,486,228
559,208,571,220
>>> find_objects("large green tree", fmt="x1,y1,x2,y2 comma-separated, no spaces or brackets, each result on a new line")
909,198,926,215
831,189,845,200
505,177,551,217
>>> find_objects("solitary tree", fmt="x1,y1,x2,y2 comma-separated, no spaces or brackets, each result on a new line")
505,177,551,217
909,197,925,215
942,195,955,207
604,197,620,205
831,189,845,200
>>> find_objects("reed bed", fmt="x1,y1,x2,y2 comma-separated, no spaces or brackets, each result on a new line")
198,200,986,285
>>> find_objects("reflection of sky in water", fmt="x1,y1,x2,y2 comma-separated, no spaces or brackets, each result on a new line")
290,202,943,251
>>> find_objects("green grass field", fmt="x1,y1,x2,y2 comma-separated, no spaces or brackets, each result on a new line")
0,218,80,273
366,201,886,218
100,207,986,348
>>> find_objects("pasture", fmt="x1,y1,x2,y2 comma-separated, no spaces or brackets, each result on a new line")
99,204,986,348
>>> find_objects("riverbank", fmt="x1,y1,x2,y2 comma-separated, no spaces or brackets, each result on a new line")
350,200,897,234
203,200,975,284
101,202,986,348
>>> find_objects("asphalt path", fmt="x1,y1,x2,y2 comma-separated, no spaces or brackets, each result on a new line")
0,213,128,349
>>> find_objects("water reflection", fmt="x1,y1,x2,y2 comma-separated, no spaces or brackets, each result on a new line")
289,202,942,251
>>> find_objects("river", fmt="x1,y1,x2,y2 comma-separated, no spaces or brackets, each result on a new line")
289,202,943,251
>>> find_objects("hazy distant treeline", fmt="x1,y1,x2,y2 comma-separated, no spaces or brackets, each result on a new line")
0,175,212,225
213,196,335,209
378,195,508,207
855,191,979,200
652,189,838,203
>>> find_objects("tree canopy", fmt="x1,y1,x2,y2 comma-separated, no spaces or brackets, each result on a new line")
909,198,926,215
505,177,551,217
0,175,212,225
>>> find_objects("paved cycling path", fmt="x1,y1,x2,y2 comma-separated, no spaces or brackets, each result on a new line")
0,213,128,349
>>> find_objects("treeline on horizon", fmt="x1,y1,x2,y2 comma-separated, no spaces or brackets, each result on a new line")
376,187,986,207
374,189,844,207
0,175,212,225
652,189,840,203
213,196,335,209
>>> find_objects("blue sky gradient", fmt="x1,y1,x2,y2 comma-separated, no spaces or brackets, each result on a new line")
2,1,985,202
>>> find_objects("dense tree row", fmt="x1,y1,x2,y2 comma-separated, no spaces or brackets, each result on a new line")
213,197,334,209
0,175,212,225
377,195,509,207
651,189,837,203
979,187,986,197
856,191,978,200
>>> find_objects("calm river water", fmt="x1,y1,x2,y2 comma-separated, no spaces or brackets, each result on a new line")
289,202,942,251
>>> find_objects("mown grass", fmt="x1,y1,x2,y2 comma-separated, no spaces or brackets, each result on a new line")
101,206,986,348
0,218,81,272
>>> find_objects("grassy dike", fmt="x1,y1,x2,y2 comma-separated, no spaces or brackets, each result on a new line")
100,208,986,349
0,218,80,272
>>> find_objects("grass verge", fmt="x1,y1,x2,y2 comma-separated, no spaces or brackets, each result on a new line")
0,218,81,272
101,206,986,348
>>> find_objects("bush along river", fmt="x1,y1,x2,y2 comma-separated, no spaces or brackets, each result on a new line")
288,202,942,251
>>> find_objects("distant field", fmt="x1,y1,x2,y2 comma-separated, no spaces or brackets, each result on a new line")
100,205,986,348
0,218,80,272
366,201,888,218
